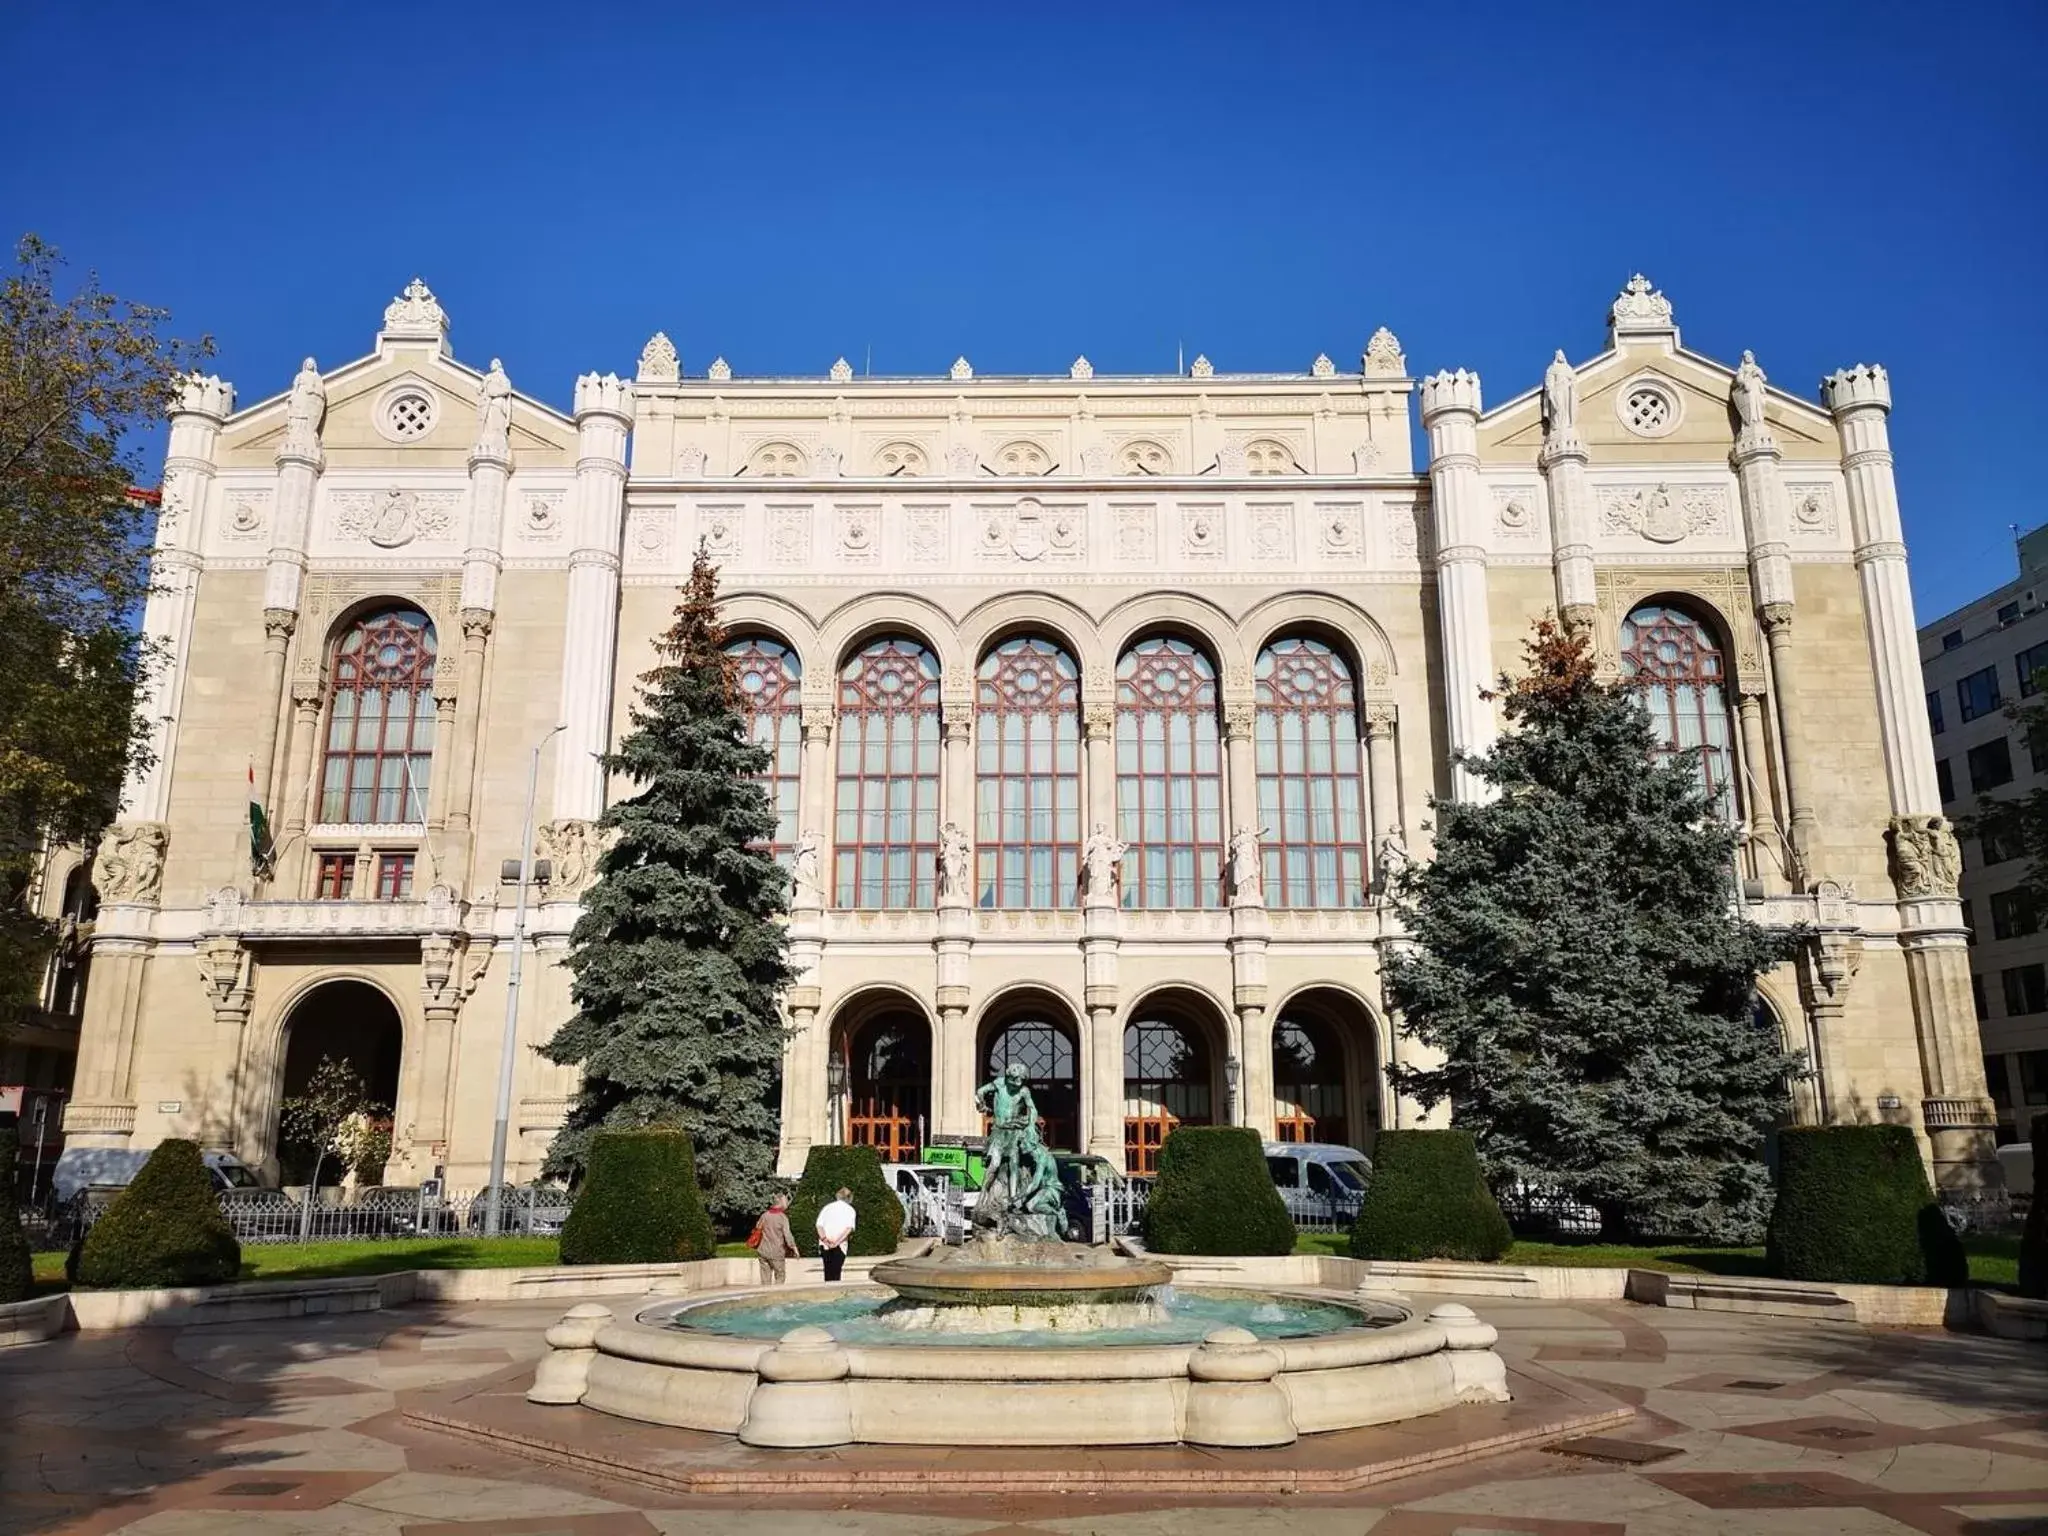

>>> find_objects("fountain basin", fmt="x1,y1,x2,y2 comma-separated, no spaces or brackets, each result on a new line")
529,1284,1512,1448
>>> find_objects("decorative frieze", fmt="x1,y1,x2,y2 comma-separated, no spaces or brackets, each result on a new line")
1785,482,1840,538
1114,505,1157,564
1248,503,1293,562
97,822,168,905
976,497,1082,562
1595,483,1733,544
331,488,461,549
768,505,813,565
904,505,947,563
1492,487,1541,540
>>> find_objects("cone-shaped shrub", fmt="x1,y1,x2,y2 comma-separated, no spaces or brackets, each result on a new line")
73,1139,240,1289
787,1144,902,1257
1349,1129,1512,1262
2019,1114,2047,1300
558,1128,715,1265
0,1128,32,1303
1143,1126,1295,1255
1766,1125,1967,1286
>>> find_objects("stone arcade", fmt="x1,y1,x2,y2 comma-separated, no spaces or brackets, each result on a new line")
49,274,1996,1193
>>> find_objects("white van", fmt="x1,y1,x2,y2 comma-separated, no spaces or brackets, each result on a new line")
51,1145,262,1206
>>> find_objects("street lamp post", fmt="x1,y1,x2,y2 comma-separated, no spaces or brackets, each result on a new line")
485,722,566,1236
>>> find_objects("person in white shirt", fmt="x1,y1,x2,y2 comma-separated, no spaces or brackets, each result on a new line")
815,1186,857,1282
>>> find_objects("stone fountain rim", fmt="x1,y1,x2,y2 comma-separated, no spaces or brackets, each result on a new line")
868,1255,1176,1294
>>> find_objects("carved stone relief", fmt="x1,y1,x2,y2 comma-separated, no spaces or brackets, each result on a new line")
905,506,947,563
1115,505,1157,564
699,506,741,559
627,507,671,562
223,489,271,542
1180,502,1224,560
1596,483,1732,544
1319,502,1362,559
977,497,1080,562
1249,503,1293,561
521,491,564,540
838,504,881,562
331,488,460,548
1386,500,1431,560
97,822,169,905
675,444,707,479
1492,487,1540,540
1786,483,1840,538
768,505,812,565
1592,565,1765,691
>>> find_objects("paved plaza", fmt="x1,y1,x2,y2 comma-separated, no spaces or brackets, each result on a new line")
4,1293,2048,1534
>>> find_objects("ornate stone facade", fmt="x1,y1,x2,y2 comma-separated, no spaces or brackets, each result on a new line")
51,275,1998,1195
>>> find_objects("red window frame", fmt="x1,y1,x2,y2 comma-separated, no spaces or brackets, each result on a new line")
1255,637,1367,909
727,636,803,860
1619,604,1734,810
319,609,437,825
834,638,942,909
1116,637,1223,909
1123,1017,1214,1176
373,852,414,901
975,637,1081,909
313,852,354,900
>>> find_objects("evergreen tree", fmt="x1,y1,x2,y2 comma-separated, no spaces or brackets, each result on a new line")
541,548,792,1227
1385,618,1803,1244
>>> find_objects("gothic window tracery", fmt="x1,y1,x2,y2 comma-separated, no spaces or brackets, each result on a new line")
748,441,808,477
1256,637,1367,907
993,440,1051,476
975,637,1081,908
1116,440,1172,476
727,636,802,859
834,637,942,907
1116,636,1223,909
319,608,437,825
1243,439,1297,475
874,441,928,476
1620,602,1735,812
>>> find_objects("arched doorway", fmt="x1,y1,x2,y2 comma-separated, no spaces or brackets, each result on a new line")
981,1002,1081,1152
274,980,403,1185
836,1007,932,1161
1272,989,1380,1152
1123,999,1220,1175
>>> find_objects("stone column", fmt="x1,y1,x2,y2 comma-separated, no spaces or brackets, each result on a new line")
194,933,254,1149
1759,606,1820,882
798,699,835,909
448,371,511,883
1080,701,1126,1166
1735,692,1783,884
777,986,825,1175
1420,370,1496,803
443,612,493,875
934,698,975,1136
1222,695,1271,1132
281,681,326,838
552,372,633,824
259,361,326,815
1364,704,1400,890
1824,363,1997,1190
1536,410,1597,635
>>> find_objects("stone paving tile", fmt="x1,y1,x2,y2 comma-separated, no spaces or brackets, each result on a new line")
343,1470,639,1520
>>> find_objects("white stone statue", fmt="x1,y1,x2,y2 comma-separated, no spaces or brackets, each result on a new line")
473,358,512,459
792,828,823,902
1733,349,1768,432
97,821,169,905
1083,823,1127,901
1376,832,1412,888
1542,350,1577,437
536,818,605,896
938,821,972,901
1228,826,1265,900
1889,814,1962,900
282,357,325,456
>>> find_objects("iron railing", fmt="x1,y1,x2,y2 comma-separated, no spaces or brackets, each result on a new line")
53,1184,574,1248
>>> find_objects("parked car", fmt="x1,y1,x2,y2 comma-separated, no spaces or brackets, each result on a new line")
881,1162,969,1241
461,1183,574,1236
1052,1153,1143,1242
1998,1142,2032,1210
1262,1142,1371,1227
52,1145,262,1206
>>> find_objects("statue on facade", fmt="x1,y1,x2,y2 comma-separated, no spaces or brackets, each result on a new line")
1541,350,1577,437
1228,826,1265,901
938,821,972,901
473,358,513,460
1082,823,1127,902
1734,350,1768,433
536,818,605,896
281,358,325,457
97,822,169,905
792,828,823,904
1889,814,1963,900
1375,831,1412,892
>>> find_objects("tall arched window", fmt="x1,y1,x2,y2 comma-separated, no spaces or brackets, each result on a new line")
985,1015,1079,1152
1256,637,1367,908
1124,1016,1214,1174
976,637,1080,908
835,637,942,908
1117,637,1222,908
1273,1013,1349,1147
1620,603,1734,812
320,608,437,824
727,636,802,859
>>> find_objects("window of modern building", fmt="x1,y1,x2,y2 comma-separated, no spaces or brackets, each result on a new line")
373,852,414,901
975,636,1081,909
1992,888,2039,941
1958,665,2003,723
319,608,437,824
2000,601,2023,626
1927,690,1946,735
1116,636,1223,909
1983,826,2022,866
1973,973,1989,1021
1986,1053,2014,1111
313,852,354,900
2020,641,2048,698
2029,727,2048,776
727,636,802,859
1619,603,1734,811
1942,629,1965,651
2002,963,2048,1017
2021,1048,2048,1104
1255,637,1367,908
1969,736,2015,794
1936,757,1955,802
834,637,941,909
1962,896,1977,944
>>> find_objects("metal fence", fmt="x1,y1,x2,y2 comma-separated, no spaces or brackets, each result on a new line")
54,1184,573,1249
1495,1183,1605,1238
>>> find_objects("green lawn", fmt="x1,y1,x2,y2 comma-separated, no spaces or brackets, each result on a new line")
31,1235,762,1292
1294,1229,2023,1285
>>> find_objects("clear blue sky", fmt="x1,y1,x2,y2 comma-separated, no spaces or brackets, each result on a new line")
3,2,2041,620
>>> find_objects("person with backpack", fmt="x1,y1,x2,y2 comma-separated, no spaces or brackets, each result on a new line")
748,1194,795,1284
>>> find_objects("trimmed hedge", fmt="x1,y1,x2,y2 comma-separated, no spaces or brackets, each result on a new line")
1348,1129,1512,1262
558,1128,715,1265
2021,1113,2048,1300
1765,1124,1966,1286
73,1139,241,1289
787,1144,902,1258
0,1127,31,1303
1143,1126,1295,1256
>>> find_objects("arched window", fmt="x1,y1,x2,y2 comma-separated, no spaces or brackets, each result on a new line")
839,1013,930,1162
748,441,807,477
835,637,942,908
1117,637,1222,908
985,1015,1079,1152
1244,439,1297,475
1620,603,1734,812
1256,637,1367,908
976,637,1080,908
1124,1016,1213,1174
320,608,436,824
727,636,802,859
1273,1013,1349,1147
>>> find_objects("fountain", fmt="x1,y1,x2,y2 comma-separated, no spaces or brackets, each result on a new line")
529,1068,1511,1448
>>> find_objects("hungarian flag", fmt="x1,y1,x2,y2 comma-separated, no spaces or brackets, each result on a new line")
248,762,273,875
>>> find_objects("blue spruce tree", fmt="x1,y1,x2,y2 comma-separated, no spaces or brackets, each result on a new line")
1387,618,1802,1243
541,547,792,1226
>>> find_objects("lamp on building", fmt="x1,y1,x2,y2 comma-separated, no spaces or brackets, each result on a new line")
826,1051,847,1145
1226,1053,1242,1127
